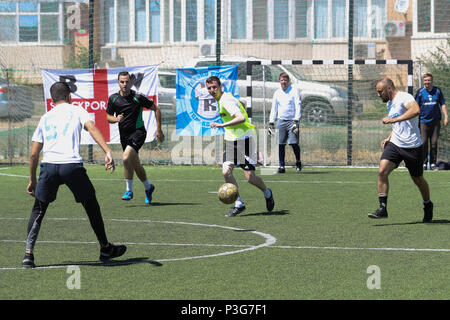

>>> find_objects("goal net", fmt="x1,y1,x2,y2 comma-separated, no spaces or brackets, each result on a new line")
0,0,448,167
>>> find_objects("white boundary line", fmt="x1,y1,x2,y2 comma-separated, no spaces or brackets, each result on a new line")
0,218,276,270
2,217,450,271
270,245,450,252
2,171,449,186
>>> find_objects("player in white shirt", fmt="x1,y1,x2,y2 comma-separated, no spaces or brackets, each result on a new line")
369,77,433,222
22,82,126,268
269,72,302,173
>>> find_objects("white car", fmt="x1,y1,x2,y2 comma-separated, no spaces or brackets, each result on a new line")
157,70,177,111
0,76,33,120
186,56,363,125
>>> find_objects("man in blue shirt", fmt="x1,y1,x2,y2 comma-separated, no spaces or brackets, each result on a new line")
415,73,448,170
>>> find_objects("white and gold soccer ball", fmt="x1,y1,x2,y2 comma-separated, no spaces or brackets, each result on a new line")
218,183,238,204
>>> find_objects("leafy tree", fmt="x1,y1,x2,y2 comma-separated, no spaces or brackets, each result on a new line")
65,44,99,69
419,38,450,162
419,38,450,92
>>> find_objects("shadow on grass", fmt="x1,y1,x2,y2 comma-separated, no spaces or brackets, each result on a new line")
296,171,331,175
240,209,290,217
266,171,330,175
372,219,450,226
37,257,162,268
126,202,201,208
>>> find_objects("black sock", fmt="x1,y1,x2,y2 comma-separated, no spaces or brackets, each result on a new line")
378,194,387,209
290,144,301,163
279,144,286,167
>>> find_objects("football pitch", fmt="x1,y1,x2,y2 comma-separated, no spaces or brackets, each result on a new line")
1,164,450,301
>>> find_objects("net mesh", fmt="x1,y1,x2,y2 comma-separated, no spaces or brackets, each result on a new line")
0,0,449,167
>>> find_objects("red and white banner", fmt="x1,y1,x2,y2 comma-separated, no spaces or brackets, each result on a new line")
41,65,158,145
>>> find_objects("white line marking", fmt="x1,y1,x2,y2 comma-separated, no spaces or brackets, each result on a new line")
0,218,276,270
1,239,253,248
269,245,450,252
2,172,449,185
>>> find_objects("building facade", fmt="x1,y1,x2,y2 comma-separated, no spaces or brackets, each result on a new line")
0,0,448,83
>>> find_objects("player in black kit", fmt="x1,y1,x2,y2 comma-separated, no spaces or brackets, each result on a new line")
106,71,164,204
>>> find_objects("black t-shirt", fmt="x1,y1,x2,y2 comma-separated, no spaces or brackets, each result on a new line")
106,90,155,136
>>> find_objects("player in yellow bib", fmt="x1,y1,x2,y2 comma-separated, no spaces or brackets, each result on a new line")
207,76,274,217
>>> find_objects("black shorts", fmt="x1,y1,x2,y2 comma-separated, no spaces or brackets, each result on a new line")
223,137,256,171
120,126,147,152
35,163,96,203
381,141,424,177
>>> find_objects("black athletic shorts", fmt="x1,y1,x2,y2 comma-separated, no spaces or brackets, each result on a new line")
35,163,96,203
381,141,424,177
120,126,147,152
223,137,256,171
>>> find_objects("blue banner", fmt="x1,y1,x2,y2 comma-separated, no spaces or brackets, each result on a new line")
176,65,239,136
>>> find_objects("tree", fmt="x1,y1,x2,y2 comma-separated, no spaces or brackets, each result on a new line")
65,44,99,69
419,38,450,91
419,38,450,162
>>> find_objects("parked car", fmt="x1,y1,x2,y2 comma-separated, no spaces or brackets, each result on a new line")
186,56,363,125
0,76,33,121
157,70,176,111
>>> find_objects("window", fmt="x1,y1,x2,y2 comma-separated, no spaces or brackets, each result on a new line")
354,0,368,37
371,0,385,38
204,0,215,40
435,0,450,33
0,1,61,44
19,15,38,42
117,0,130,42
295,0,308,38
135,0,146,41
173,0,181,42
354,0,385,38
274,0,289,39
417,0,431,32
314,0,328,39
332,0,346,37
159,73,176,88
186,0,197,41
149,1,161,42
231,0,247,39
103,0,115,44
253,0,268,40
103,0,161,44
417,0,450,33
164,0,170,42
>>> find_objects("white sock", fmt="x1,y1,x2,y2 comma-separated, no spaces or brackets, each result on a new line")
126,179,133,192
235,196,244,208
264,188,272,198
142,179,151,190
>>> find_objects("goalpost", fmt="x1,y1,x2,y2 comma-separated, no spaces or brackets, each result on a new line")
244,59,413,168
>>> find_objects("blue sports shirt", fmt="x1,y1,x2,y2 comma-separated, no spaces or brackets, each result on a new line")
415,86,446,124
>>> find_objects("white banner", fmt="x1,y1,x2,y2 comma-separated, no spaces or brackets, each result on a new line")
41,65,158,145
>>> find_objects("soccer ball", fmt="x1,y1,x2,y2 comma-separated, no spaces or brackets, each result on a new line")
218,183,238,204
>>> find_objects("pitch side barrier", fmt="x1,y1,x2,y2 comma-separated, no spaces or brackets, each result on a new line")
244,59,413,165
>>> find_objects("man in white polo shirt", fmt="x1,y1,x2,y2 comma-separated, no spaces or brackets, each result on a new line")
269,72,302,173
22,82,126,268
369,77,433,222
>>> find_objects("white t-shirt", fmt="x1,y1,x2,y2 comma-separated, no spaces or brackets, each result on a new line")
32,103,92,164
269,85,302,123
387,91,422,148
